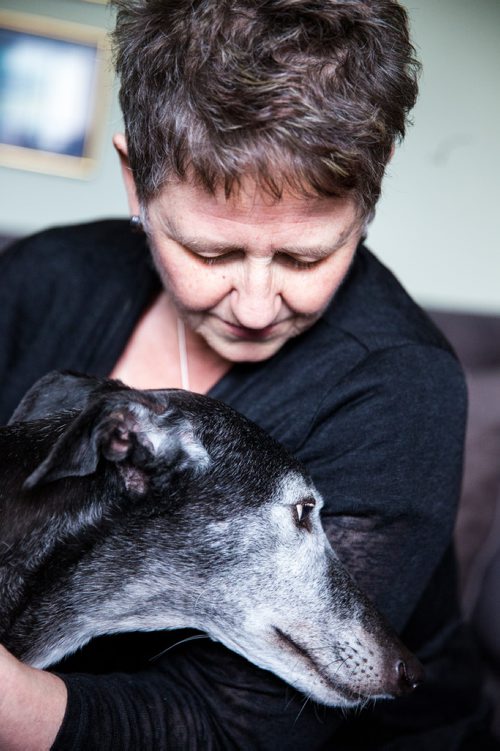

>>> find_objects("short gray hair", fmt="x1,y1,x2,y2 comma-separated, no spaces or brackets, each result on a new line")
111,0,420,216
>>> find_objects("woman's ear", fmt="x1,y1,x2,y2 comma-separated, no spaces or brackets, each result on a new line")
113,133,141,215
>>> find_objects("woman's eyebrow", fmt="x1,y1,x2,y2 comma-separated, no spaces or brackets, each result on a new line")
160,218,358,257
276,223,361,258
274,228,356,258
158,219,233,253
169,232,245,255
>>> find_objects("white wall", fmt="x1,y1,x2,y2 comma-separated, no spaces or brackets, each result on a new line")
1,0,499,313
369,0,500,313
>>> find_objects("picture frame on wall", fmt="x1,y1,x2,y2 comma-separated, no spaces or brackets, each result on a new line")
0,10,110,179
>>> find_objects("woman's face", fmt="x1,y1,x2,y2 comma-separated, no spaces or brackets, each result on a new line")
143,178,362,363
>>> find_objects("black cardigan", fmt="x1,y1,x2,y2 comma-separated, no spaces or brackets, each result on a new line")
0,220,494,750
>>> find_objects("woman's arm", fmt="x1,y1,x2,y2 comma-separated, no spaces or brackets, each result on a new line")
0,638,341,751
299,343,467,631
0,645,67,751
51,638,341,751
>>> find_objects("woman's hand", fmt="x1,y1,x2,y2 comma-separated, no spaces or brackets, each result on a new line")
0,644,67,751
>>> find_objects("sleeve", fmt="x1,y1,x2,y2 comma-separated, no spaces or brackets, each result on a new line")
298,343,467,632
0,238,38,423
0,221,159,425
0,232,73,424
53,639,342,751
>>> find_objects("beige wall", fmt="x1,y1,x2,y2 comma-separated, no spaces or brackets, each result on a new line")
1,0,499,312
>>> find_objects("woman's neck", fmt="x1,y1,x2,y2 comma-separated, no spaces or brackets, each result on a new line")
109,291,231,394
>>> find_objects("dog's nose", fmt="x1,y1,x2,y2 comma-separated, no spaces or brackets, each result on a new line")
393,656,425,695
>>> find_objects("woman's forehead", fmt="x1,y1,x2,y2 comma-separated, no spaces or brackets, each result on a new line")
146,186,362,261
148,176,360,226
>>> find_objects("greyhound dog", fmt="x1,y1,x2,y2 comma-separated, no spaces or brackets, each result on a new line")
0,371,423,707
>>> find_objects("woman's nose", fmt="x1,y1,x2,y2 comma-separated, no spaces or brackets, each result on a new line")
229,261,281,329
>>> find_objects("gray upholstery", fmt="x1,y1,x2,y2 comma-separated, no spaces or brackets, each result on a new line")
430,309,500,737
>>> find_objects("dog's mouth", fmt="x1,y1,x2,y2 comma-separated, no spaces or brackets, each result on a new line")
272,626,364,704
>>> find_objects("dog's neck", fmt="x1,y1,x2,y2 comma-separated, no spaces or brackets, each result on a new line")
0,422,111,557
0,425,206,668
0,428,108,652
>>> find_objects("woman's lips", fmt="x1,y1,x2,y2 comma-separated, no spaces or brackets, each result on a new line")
222,319,281,340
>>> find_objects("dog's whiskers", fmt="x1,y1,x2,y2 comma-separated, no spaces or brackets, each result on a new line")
328,655,351,684
293,692,312,725
149,633,209,662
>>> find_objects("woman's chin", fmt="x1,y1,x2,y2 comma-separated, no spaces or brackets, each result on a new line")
201,331,289,363
187,313,317,364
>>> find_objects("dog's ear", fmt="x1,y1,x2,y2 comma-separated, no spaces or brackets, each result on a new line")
23,395,210,493
9,371,122,424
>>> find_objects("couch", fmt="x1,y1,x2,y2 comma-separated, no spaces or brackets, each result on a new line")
429,309,500,738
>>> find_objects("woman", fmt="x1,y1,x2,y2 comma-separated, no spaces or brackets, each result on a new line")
0,1,494,748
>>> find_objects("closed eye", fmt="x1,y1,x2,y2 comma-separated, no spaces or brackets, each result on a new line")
185,244,324,270
179,242,244,265
196,250,243,265
275,252,324,271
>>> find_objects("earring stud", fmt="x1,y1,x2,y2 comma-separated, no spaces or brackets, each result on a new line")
129,215,143,233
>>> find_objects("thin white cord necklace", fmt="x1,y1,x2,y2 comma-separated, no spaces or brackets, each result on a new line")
176,316,190,391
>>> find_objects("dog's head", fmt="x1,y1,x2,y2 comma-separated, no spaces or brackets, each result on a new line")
9,371,423,706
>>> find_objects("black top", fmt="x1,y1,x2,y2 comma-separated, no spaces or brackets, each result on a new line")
0,220,494,750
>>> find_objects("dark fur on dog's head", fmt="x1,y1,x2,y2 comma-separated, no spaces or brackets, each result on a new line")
10,370,305,500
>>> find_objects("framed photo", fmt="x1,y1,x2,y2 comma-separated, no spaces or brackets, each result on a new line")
0,11,110,178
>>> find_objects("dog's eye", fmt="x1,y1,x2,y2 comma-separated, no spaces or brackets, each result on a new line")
295,500,315,529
